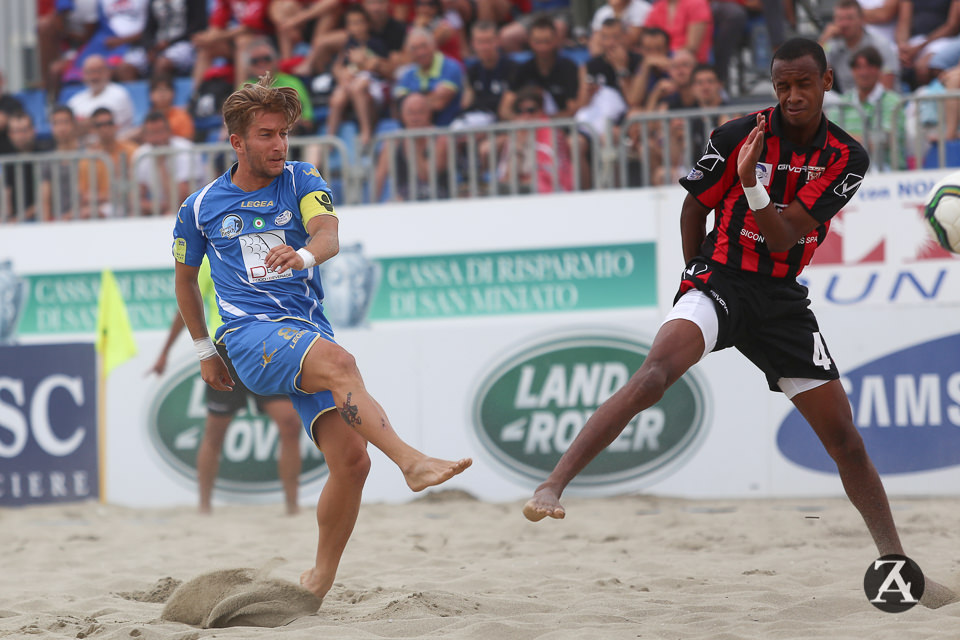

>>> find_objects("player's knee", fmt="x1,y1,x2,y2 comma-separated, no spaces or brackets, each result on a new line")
823,425,867,464
326,348,359,381
624,365,669,409
331,443,371,483
276,417,301,441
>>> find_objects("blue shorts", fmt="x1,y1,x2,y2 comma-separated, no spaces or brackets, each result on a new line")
219,318,337,444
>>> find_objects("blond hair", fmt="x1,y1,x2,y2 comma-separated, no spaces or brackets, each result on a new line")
221,72,302,137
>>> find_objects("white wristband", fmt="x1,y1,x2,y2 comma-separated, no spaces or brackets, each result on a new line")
742,182,771,211
193,337,218,361
296,247,316,269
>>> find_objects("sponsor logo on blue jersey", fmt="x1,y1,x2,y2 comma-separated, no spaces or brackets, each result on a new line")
221,214,243,238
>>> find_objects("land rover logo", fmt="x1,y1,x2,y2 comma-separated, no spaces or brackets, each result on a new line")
474,334,708,486
147,362,328,493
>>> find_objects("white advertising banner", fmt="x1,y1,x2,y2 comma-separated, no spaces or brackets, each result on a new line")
0,170,958,507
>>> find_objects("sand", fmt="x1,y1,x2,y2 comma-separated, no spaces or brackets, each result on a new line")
2,492,960,639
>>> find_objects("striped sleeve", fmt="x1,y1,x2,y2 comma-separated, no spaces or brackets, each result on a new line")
679,115,752,211
795,134,869,224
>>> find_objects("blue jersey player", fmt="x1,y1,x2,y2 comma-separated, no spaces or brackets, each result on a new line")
172,74,472,603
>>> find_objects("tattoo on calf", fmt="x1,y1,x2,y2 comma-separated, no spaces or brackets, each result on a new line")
339,392,362,428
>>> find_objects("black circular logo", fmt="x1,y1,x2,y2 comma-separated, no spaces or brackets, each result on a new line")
863,554,925,613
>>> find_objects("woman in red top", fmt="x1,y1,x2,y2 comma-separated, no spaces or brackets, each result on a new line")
643,0,713,64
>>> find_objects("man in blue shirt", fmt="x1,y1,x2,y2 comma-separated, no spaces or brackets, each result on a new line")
173,74,472,603
394,28,464,126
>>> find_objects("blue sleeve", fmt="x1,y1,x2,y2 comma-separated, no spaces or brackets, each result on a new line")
172,193,206,267
440,59,463,90
292,162,336,227
394,69,416,97
292,161,333,199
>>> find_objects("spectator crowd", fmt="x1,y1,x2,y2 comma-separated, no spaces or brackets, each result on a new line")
4,0,960,217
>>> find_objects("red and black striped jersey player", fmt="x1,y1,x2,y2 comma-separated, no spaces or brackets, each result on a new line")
522,37,957,608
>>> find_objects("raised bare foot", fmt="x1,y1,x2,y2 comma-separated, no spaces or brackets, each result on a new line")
403,457,472,492
921,578,960,609
522,486,565,522
300,567,333,601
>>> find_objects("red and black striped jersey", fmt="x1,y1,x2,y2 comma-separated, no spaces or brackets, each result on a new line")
679,105,869,279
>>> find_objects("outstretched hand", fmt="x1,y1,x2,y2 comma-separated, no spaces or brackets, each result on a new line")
737,113,766,186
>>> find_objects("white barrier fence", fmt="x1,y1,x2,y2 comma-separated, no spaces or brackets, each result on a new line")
0,169,958,507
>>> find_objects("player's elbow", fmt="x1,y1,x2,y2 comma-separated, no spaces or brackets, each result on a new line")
326,235,340,260
766,235,797,253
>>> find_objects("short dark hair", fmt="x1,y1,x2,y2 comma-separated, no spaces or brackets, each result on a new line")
91,107,114,120
143,111,169,126
471,19,497,35
9,110,33,126
51,105,75,120
771,37,827,75
149,75,174,92
834,0,863,13
850,45,883,69
642,26,670,49
601,17,623,30
691,63,719,81
530,15,557,34
514,85,544,111
344,4,370,21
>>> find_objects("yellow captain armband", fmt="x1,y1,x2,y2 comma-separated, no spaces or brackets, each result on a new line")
300,190,336,227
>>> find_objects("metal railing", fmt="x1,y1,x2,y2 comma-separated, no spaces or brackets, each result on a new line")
368,118,603,203
4,93,960,223
617,103,771,188
0,149,119,223
889,89,960,171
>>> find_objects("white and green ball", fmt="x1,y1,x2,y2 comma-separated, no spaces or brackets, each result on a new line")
924,171,960,254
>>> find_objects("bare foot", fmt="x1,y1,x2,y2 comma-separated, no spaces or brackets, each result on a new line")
300,567,333,601
198,504,212,516
403,457,472,492
522,486,565,522
921,578,960,609
286,503,300,516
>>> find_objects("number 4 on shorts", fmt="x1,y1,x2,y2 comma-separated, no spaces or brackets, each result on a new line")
812,331,832,370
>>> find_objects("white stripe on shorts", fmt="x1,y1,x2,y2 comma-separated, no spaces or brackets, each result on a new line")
776,377,830,400
661,289,719,362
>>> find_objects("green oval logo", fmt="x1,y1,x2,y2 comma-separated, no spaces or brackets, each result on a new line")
147,361,328,494
473,334,709,486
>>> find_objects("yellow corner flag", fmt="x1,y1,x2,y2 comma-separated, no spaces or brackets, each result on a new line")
95,269,137,375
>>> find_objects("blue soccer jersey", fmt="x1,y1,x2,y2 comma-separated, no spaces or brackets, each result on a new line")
172,161,337,340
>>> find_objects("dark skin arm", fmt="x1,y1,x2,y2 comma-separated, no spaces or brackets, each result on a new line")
680,193,710,263
736,112,823,253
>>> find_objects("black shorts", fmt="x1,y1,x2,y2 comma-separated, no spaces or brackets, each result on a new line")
206,343,288,415
674,258,840,392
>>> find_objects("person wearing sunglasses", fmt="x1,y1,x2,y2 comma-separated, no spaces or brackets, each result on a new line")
483,86,574,194
77,106,138,218
241,39,316,135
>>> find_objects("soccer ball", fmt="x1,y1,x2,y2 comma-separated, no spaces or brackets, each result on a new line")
923,171,960,253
